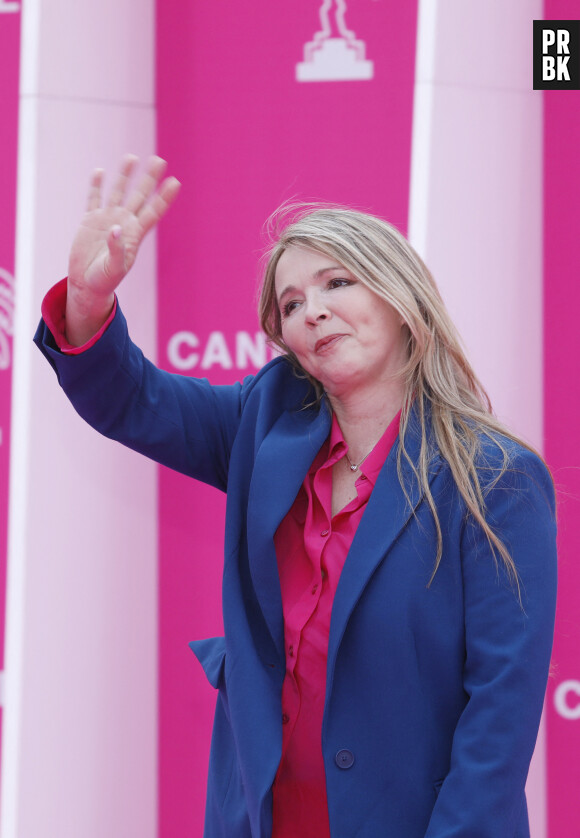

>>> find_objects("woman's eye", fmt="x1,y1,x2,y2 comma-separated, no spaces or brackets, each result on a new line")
282,300,300,318
328,278,353,289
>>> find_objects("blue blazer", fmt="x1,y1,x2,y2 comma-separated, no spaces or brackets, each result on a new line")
35,304,557,838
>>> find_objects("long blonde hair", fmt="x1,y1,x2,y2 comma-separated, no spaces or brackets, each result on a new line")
258,204,546,588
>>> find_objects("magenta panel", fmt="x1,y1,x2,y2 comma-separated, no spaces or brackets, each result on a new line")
156,1,418,834
543,2,580,835
0,0,21,767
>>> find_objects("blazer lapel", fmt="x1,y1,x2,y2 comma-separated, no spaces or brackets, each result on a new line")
326,409,442,692
247,399,332,662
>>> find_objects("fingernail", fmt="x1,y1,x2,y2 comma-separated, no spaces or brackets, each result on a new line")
112,225,122,239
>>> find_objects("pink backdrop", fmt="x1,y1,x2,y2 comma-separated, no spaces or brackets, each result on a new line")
0,0,21,765
156,1,418,834
544,2,580,835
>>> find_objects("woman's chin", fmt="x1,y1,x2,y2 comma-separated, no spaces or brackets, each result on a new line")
316,370,364,401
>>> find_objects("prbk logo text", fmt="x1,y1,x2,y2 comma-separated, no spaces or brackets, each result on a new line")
533,20,580,89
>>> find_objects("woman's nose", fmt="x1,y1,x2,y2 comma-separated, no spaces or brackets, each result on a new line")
304,293,330,324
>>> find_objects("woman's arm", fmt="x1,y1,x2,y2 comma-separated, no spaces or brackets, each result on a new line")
34,298,245,491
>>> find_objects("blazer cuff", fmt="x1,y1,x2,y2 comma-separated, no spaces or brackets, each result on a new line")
41,278,117,354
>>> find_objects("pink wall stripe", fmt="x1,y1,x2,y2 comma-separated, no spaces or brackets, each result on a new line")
543,2,580,834
156,2,418,834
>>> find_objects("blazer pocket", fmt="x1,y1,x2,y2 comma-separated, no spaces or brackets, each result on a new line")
189,636,226,689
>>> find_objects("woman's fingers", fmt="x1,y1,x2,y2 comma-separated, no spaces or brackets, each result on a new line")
81,156,179,272
101,155,179,236
126,156,168,215
86,168,104,212
138,175,181,235
107,154,139,208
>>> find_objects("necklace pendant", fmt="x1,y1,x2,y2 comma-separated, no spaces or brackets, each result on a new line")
350,464,358,472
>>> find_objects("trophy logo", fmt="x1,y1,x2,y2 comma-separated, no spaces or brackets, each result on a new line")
297,0,374,82
0,267,14,371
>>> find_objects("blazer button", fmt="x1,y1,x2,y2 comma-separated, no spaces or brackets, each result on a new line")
335,749,355,769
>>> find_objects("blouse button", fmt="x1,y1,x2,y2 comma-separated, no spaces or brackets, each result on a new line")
311,583,318,595
288,644,294,657
282,713,290,725
320,529,329,537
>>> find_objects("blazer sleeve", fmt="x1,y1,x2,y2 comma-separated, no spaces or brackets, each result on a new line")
33,300,246,492
424,446,557,837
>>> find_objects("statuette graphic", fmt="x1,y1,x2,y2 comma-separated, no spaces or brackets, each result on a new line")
297,0,374,82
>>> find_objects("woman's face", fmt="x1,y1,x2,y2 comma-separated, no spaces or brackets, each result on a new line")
274,246,408,400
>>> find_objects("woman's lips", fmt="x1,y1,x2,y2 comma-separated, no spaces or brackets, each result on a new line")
314,334,346,353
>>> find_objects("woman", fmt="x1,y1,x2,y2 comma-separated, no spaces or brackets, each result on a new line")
35,156,557,838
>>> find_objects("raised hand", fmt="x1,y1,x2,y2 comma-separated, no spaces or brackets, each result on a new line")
66,155,180,346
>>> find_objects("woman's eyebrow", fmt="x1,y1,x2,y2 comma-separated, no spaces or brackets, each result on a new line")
314,265,344,277
277,284,298,304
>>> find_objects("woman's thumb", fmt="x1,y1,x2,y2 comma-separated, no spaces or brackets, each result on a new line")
105,225,126,279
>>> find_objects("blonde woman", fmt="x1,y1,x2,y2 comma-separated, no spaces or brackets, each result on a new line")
36,156,557,838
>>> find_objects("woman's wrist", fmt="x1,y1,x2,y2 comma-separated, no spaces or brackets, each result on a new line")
65,279,115,347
